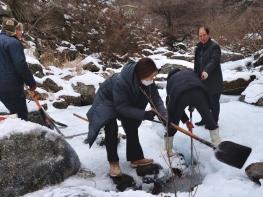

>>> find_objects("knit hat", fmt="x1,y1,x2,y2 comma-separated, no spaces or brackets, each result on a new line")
1,17,21,35
135,58,158,79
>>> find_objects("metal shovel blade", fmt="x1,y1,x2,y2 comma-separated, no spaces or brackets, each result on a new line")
214,141,252,169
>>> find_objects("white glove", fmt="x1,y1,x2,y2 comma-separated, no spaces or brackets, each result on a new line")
201,71,208,80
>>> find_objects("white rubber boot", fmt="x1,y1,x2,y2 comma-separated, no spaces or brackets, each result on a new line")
164,136,175,157
209,128,221,145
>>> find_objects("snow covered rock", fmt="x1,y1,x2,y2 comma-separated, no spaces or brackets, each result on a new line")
240,76,263,106
223,75,256,95
0,127,80,197
221,51,244,63
28,63,44,78
159,63,187,74
52,100,69,109
82,62,100,72
42,78,63,93
252,50,263,68
72,82,95,106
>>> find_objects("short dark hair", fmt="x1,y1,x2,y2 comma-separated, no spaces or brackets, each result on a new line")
197,26,210,35
135,57,158,79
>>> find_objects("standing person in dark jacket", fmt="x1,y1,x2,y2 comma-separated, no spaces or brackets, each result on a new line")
166,68,221,154
0,17,36,120
194,26,223,127
85,58,167,177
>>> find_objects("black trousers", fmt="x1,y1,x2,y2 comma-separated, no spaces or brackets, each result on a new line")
0,92,28,121
104,117,144,162
208,92,221,124
168,88,217,136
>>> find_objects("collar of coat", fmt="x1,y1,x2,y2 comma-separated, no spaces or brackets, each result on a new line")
197,37,212,50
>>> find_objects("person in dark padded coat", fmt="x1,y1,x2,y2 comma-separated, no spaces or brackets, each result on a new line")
85,58,167,177
0,17,36,120
166,68,221,155
194,26,223,127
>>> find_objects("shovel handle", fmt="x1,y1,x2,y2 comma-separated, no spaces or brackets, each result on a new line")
169,122,216,149
151,109,216,150
73,113,89,122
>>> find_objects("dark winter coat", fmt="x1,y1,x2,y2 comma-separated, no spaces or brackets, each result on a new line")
166,68,209,122
194,38,223,94
0,31,36,95
86,61,167,147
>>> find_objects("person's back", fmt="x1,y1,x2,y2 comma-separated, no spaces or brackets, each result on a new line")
0,33,32,94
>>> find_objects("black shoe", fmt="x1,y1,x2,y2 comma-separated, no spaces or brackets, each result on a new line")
195,120,205,126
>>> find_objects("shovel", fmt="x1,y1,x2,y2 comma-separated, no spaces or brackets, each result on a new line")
151,118,251,169
169,122,251,169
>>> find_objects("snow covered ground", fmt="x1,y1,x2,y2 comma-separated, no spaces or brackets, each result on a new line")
1,93,263,197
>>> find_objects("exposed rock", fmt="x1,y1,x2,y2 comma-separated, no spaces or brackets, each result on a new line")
0,2,12,17
141,49,153,56
62,75,74,81
159,63,188,74
245,162,263,185
221,52,245,63
0,130,80,196
170,55,194,62
42,78,63,93
59,49,79,61
223,75,256,95
28,63,44,78
173,42,187,53
253,53,263,67
53,100,69,109
59,95,82,106
82,62,100,72
163,51,174,58
72,82,95,105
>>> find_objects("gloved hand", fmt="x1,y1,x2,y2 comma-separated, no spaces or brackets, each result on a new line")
186,120,194,131
201,71,208,80
143,110,156,120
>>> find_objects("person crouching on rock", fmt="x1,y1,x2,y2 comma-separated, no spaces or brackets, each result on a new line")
165,68,221,156
85,57,167,177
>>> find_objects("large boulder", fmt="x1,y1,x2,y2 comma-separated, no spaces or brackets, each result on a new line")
0,129,80,196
